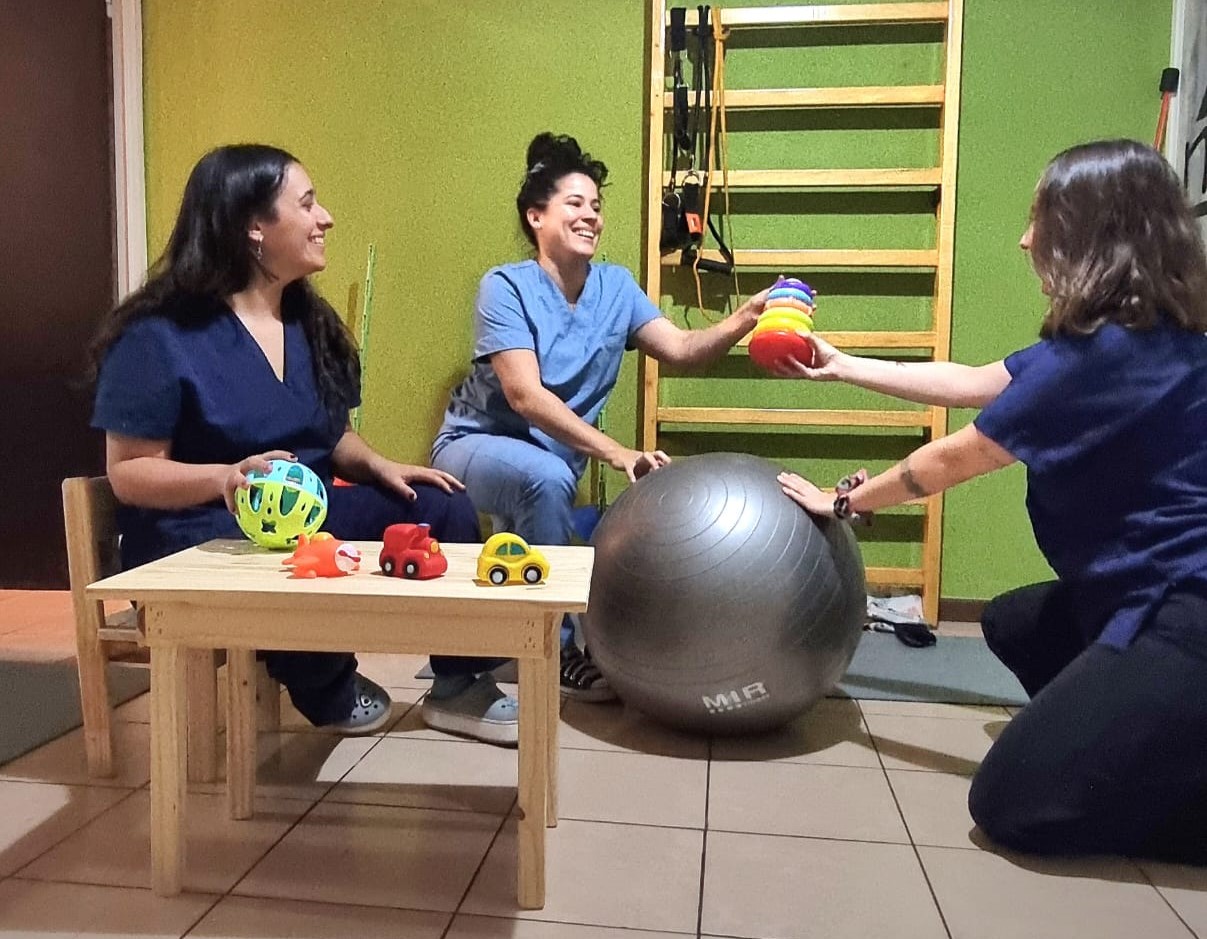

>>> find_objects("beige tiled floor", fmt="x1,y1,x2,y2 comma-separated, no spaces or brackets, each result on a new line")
1,591,1204,938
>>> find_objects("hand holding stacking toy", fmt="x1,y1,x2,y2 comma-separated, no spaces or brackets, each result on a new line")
748,277,818,372
234,459,329,549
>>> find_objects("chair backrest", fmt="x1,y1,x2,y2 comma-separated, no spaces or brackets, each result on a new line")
62,477,120,636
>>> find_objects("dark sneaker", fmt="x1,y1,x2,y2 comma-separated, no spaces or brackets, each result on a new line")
560,645,616,702
328,674,393,735
421,675,518,746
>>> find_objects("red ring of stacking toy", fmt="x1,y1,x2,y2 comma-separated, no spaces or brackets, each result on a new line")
749,330,816,371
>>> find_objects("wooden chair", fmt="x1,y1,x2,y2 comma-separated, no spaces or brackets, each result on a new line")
62,476,280,780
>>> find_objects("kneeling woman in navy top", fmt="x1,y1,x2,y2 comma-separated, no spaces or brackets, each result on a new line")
91,145,517,744
778,139,1207,862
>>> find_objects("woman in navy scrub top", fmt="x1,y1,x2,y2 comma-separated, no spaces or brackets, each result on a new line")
91,145,519,745
777,139,1207,862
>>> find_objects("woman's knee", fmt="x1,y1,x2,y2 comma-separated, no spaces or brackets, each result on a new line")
439,489,481,542
968,714,1106,856
968,760,1025,847
520,463,577,507
408,485,480,542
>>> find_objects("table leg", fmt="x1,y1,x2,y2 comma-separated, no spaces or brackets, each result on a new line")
517,654,548,910
546,612,559,828
185,649,218,784
226,649,257,820
150,643,187,896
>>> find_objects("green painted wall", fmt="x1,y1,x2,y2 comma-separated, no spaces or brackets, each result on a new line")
142,0,1169,600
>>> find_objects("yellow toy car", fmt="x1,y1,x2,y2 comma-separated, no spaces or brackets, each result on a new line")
476,532,550,585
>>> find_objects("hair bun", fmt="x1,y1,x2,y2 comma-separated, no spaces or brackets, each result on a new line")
526,132,584,175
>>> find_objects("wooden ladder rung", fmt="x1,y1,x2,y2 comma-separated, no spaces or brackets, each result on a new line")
665,168,942,189
676,3,949,27
665,248,938,268
735,330,937,350
664,85,944,109
865,566,927,587
657,407,932,428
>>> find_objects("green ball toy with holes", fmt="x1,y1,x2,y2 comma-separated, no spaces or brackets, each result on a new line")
234,459,329,549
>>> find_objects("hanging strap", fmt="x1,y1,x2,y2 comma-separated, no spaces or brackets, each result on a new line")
697,6,713,174
692,9,736,315
670,7,690,158
686,5,711,172
713,11,740,302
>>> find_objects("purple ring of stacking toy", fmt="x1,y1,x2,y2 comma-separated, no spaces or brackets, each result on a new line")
777,278,814,293
768,286,815,306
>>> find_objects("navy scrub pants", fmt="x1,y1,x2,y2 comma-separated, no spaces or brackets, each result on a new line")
970,581,1207,864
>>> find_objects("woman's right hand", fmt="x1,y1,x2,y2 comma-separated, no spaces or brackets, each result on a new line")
221,450,297,513
608,447,672,483
768,332,847,381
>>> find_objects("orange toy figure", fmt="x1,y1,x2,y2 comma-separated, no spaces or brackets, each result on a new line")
281,532,362,578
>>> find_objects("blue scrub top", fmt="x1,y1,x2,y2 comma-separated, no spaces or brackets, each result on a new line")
974,319,1207,647
432,260,663,479
91,295,355,568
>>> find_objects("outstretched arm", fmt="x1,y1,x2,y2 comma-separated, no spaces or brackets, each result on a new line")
778,423,1016,517
772,333,1012,408
632,286,772,368
491,348,668,482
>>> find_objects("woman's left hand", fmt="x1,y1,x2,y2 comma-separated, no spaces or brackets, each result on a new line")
371,458,466,501
777,471,835,517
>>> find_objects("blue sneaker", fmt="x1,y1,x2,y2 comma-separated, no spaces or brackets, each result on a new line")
328,674,393,735
422,675,518,746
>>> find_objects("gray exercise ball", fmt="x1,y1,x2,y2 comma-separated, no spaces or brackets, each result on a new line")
583,452,866,735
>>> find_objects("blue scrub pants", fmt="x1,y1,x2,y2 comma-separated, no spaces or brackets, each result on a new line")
970,581,1207,863
264,483,504,725
432,433,579,646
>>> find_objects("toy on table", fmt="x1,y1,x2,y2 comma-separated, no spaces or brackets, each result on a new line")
476,532,550,586
234,459,328,549
748,277,818,372
282,532,362,578
379,523,448,579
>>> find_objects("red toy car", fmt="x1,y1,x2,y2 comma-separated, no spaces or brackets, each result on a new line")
379,523,448,580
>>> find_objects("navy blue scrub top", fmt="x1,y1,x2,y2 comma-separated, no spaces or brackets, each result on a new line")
975,318,1207,648
91,295,356,568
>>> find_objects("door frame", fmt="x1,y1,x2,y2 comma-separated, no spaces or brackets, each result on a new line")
109,0,146,299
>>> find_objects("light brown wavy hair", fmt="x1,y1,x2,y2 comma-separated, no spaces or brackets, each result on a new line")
1029,139,1207,338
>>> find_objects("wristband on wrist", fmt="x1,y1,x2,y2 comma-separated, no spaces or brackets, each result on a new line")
833,468,872,524
833,494,872,525
835,468,868,495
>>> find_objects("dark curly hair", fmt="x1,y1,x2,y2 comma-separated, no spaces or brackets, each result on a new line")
1030,139,1207,338
515,132,609,247
90,144,359,421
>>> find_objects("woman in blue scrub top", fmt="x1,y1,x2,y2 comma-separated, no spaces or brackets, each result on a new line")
777,139,1207,862
431,132,773,701
91,145,518,744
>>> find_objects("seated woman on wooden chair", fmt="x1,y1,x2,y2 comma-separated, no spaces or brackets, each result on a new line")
90,144,517,744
